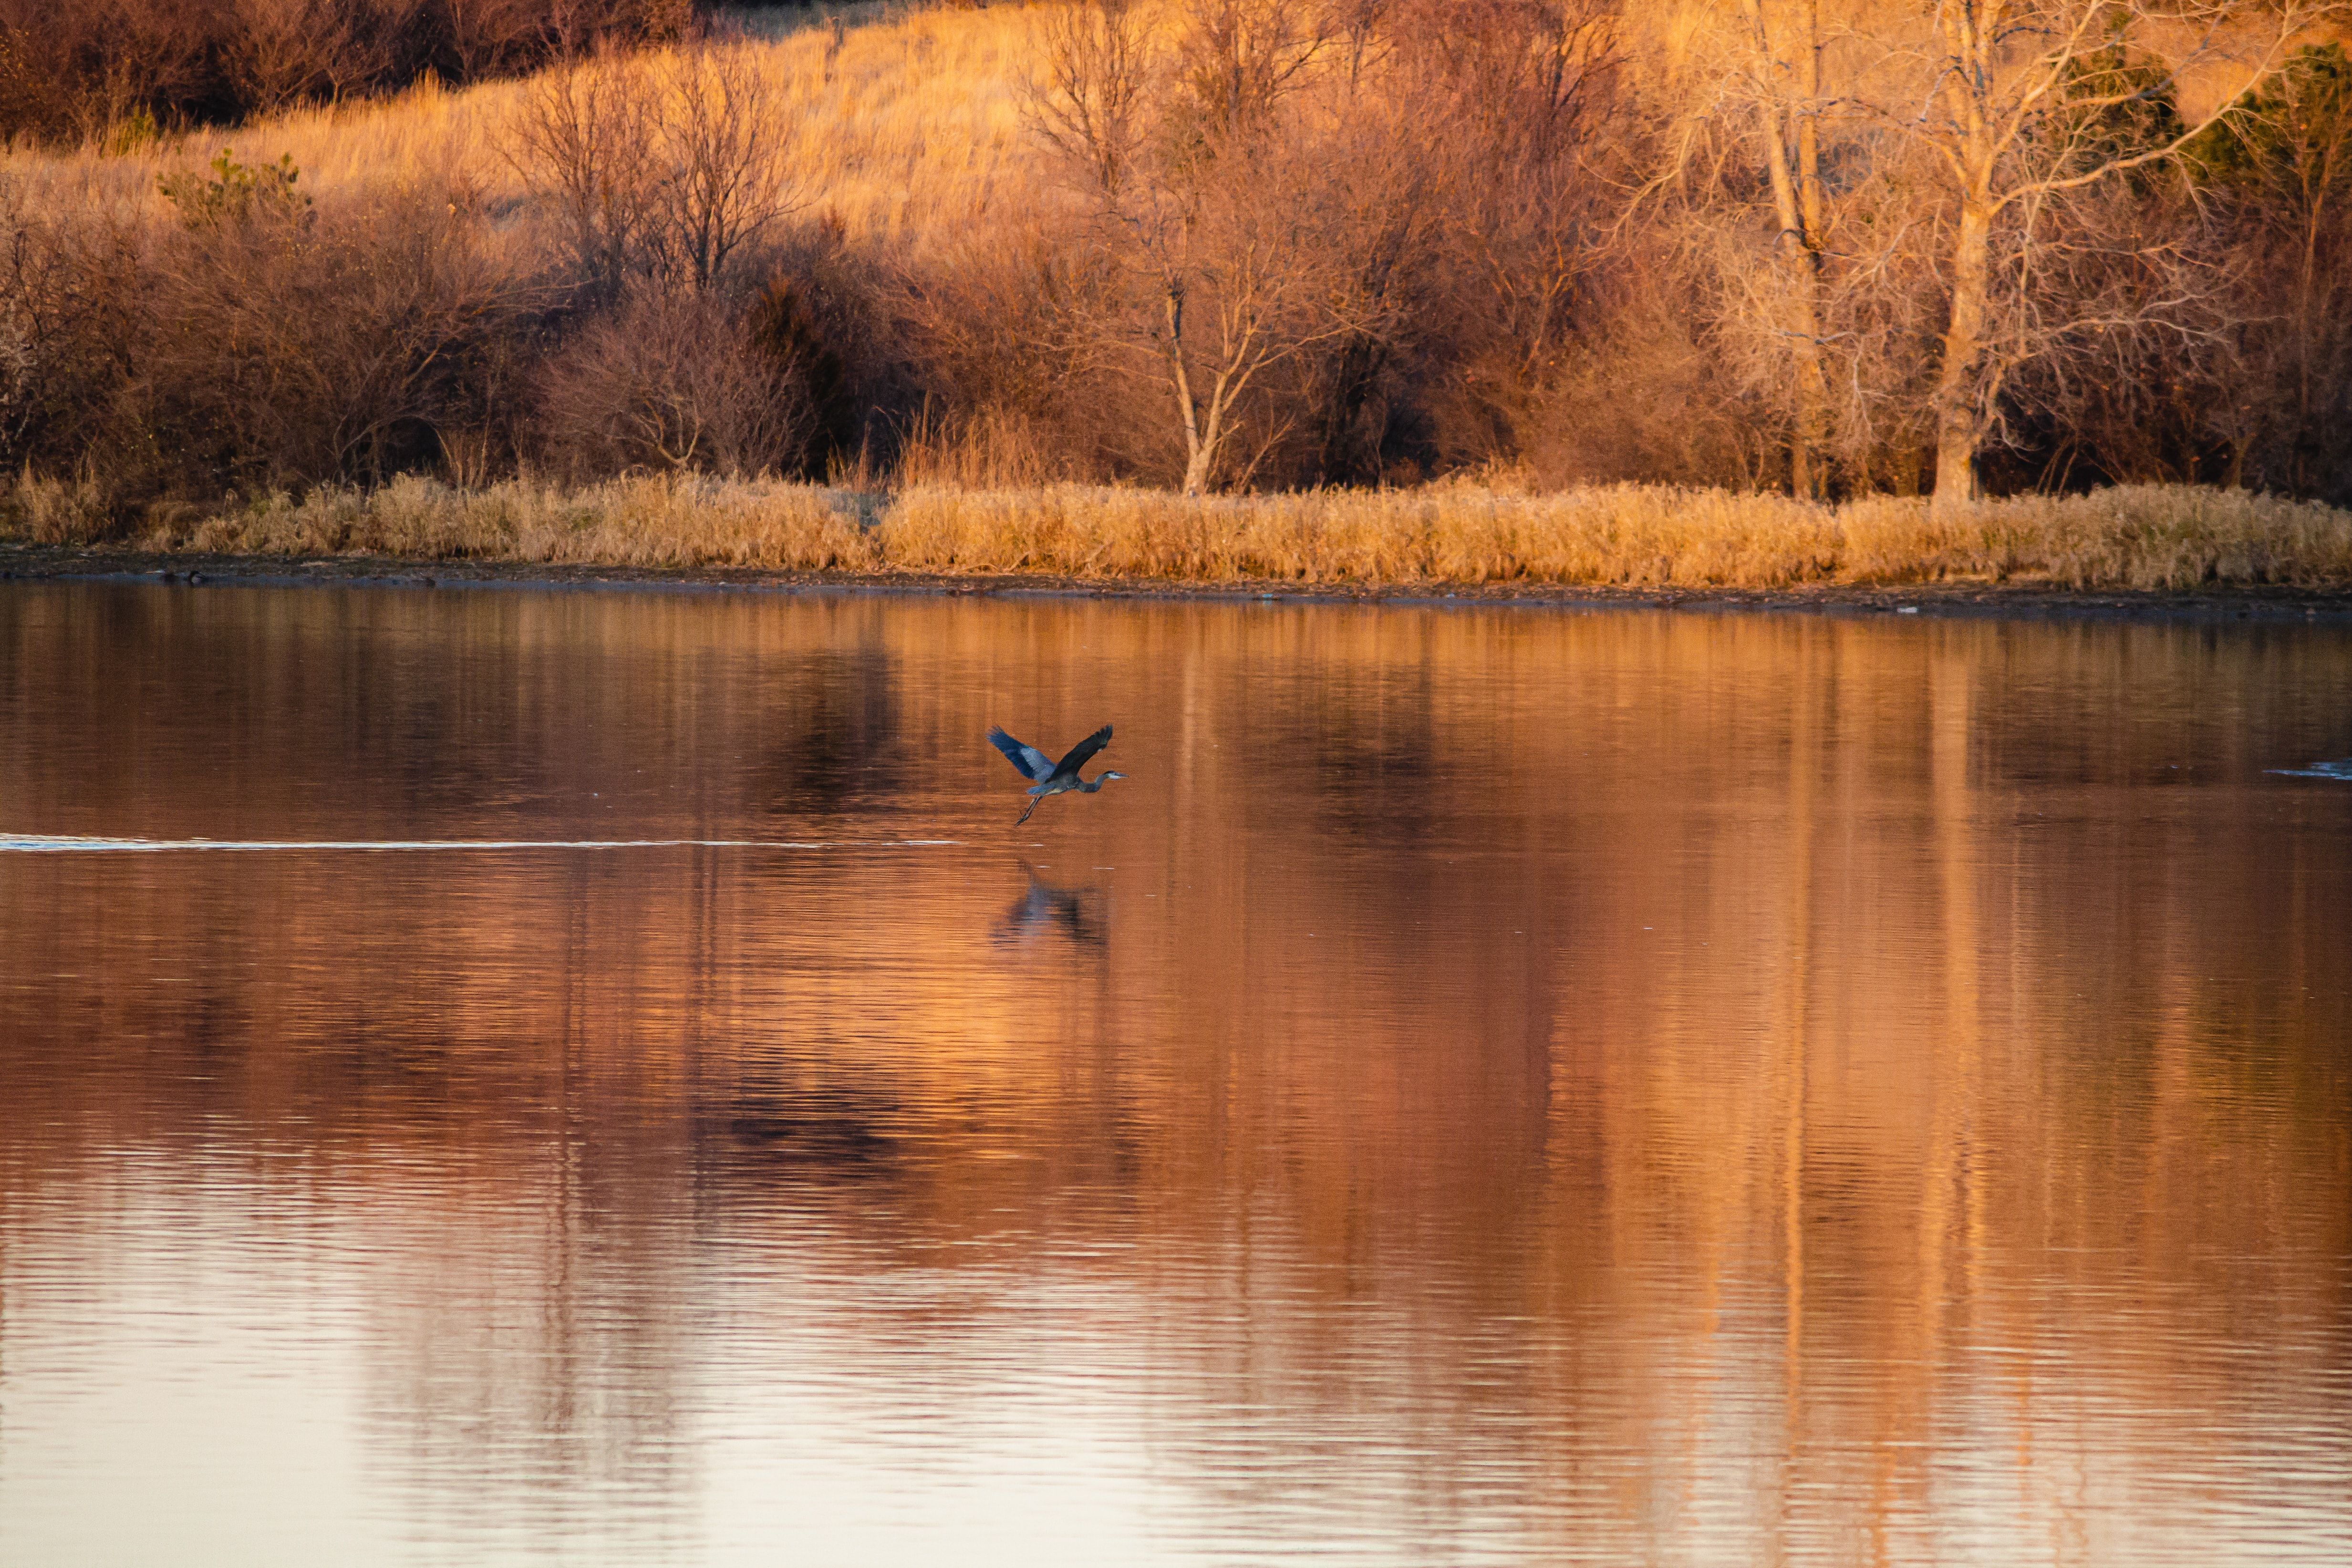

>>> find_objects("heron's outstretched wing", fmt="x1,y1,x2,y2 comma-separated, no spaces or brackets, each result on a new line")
1051,724,1114,780
988,727,1055,781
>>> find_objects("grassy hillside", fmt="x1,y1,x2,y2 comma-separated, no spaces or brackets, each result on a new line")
0,2,1045,253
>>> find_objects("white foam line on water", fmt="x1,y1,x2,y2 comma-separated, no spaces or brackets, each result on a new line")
0,834,964,853
2268,761,2352,781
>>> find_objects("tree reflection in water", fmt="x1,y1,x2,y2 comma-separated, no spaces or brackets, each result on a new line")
1,582,2349,1564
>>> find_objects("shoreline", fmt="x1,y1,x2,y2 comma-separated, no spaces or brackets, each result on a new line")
8,542,2352,624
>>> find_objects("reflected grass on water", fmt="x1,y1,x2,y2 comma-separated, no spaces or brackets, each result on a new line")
1,582,2349,1565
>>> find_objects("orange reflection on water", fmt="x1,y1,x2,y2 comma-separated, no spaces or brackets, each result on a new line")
1,584,2348,1564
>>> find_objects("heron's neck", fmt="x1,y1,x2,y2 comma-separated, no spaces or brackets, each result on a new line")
1078,776,1103,793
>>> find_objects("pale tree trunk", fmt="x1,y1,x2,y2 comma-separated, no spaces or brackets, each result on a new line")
1933,195,1994,509
1179,365,1246,496
1791,0,1827,499
1929,0,1995,514
1163,277,1266,497
1161,282,1216,497
1766,126,1829,501
1181,418,1215,495
1741,0,1829,498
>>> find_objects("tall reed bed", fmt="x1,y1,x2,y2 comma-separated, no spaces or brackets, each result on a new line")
119,474,876,570
879,483,2352,590
10,474,2346,591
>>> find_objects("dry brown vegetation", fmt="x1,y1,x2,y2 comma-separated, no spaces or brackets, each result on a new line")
3,0,2352,584
13,470,2345,591
0,0,686,145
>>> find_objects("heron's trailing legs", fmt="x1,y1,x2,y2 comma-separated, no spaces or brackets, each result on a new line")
989,723,1125,830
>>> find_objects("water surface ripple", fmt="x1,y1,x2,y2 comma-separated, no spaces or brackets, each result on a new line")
2,583,2348,1565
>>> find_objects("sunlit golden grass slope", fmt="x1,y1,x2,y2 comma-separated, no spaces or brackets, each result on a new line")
12,473,2346,592
1,0,2319,241
0,1,1055,253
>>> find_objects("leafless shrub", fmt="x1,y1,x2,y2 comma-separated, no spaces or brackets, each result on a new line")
1520,268,1772,491
2186,44,2352,498
887,218,1131,480
138,178,522,490
0,0,676,146
511,42,804,298
0,181,154,519
441,0,550,77
533,285,819,478
0,180,50,467
223,0,424,115
1392,0,1621,420
0,0,214,145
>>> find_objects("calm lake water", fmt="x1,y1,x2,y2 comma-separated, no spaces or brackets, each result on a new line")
2,582,2349,1565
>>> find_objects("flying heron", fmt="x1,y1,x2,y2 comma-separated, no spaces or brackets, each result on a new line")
988,723,1126,826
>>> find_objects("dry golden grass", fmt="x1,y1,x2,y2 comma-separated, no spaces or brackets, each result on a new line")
10,472,2347,592
0,1,1054,254
878,483,1844,584
878,482,2352,589
1835,487,2352,589
115,474,877,570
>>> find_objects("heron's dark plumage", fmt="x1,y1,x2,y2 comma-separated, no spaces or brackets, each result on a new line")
1050,725,1113,781
988,723,1125,825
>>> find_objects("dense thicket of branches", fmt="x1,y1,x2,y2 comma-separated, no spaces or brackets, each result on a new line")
0,0,693,145
3,0,2351,528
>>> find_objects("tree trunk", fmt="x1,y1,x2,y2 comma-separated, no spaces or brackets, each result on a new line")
1742,0,1829,498
1932,197,1993,511
1164,282,1213,497
1184,368,1238,496
1788,257,1828,501
1181,442,1214,496
1792,0,1826,499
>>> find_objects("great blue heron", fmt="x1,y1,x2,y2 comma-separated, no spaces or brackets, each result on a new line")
988,723,1126,826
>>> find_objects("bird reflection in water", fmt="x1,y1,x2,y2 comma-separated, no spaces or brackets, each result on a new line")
994,861,1106,949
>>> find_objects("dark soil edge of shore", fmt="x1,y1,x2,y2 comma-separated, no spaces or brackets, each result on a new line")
7,541,2352,623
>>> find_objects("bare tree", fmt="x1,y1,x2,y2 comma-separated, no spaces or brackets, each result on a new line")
226,0,428,114
1860,0,2336,508
2193,43,2352,493
1031,0,1151,197
643,45,801,291
1730,0,1833,497
1398,0,1618,463
512,43,803,298
1175,0,1330,136
511,53,658,296
1034,0,1382,494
